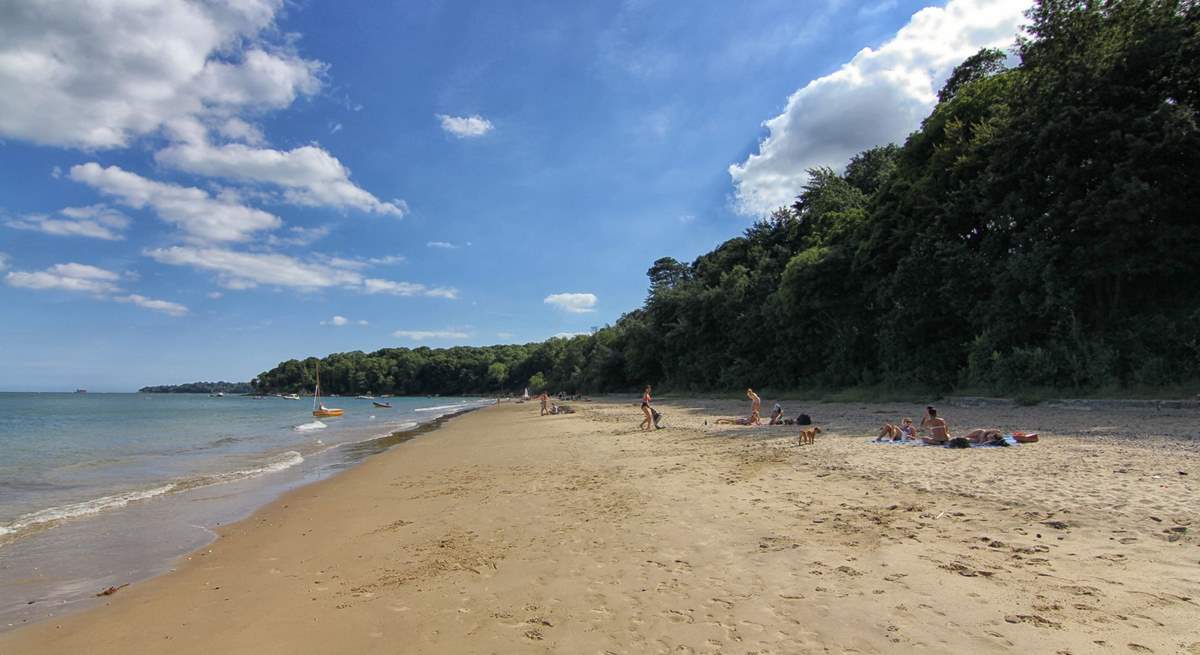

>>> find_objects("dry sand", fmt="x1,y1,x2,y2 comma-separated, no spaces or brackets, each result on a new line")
1,398,1198,654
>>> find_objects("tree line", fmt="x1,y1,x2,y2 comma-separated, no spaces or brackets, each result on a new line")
139,381,255,394
255,0,1200,397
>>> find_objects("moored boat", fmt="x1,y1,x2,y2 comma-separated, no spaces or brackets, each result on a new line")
372,401,392,408
312,362,344,418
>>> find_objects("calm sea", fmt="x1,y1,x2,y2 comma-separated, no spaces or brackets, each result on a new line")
0,392,490,629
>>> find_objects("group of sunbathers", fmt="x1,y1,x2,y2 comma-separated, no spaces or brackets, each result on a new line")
875,406,1037,446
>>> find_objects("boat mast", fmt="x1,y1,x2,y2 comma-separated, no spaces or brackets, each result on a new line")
313,361,321,411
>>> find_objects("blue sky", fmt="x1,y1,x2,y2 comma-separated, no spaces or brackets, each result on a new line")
0,0,1028,391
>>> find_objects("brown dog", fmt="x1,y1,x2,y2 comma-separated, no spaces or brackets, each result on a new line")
798,426,821,446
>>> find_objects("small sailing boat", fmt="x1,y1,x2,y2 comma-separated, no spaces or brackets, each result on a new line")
372,401,392,408
312,362,344,418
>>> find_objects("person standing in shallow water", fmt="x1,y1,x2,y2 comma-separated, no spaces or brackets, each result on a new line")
640,385,654,431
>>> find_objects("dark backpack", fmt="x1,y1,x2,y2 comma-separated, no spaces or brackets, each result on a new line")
796,414,811,426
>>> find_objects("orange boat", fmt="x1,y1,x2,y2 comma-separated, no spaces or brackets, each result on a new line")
311,362,344,418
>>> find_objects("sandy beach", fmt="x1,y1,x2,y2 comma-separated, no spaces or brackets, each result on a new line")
1,398,1198,654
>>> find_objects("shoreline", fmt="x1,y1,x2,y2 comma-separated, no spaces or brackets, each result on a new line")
1,399,1197,653
0,403,488,631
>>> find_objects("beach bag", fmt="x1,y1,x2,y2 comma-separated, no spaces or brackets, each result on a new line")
947,437,970,449
797,414,811,425
651,408,664,428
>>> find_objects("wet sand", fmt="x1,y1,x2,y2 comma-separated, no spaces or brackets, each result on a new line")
1,398,1197,654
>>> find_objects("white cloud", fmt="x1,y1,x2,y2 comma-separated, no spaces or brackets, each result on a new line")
114,294,188,317
147,246,361,290
365,254,406,266
329,122,343,135
392,329,470,341
0,252,9,271
358,319,369,326
69,163,280,243
216,118,265,145
155,140,406,216
551,332,589,340
207,291,223,299
728,0,1027,216
323,315,349,326
426,241,458,249
544,292,598,314
0,0,322,149
496,332,515,339
147,245,457,299
363,278,459,299
436,114,494,138
4,205,131,240
267,225,332,247
5,262,187,316
5,262,121,294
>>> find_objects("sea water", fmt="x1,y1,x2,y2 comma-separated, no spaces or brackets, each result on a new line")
0,392,490,628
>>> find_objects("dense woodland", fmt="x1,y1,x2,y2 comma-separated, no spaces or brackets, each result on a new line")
256,1,1200,397
139,381,255,394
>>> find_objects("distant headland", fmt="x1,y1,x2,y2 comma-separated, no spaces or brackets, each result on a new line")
138,381,254,394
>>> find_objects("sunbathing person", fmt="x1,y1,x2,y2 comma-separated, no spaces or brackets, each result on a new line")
875,417,917,442
768,402,784,425
715,417,755,426
961,428,1003,444
920,406,950,445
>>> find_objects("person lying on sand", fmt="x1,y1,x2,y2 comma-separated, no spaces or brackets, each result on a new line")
920,406,950,445
769,402,784,425
961,428,1003,444
715,417,755,426
875,417,917,442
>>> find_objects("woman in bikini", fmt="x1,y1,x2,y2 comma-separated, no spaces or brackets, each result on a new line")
640,385,653,431
920,406,950,445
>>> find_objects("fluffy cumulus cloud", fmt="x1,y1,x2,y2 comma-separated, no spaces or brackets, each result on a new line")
155,139,406,216
392,329,470,341
436,114,494,138
0,0,321,149
729,0,1028,216
4,262,187,315
0,2,310,148
69,163,280,242
322,315,349,326
147,245,458,298
544,292,598,314
4,205,131,240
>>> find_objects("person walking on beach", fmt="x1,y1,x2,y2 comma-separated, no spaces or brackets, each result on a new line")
746,388,762,425
640,385,654,431
539,392,549,416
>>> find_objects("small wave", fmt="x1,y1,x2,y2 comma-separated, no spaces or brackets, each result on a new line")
293,420,327,432
414,402,468,413
0,451,305,545
0,483,176,541
171,451,305,492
